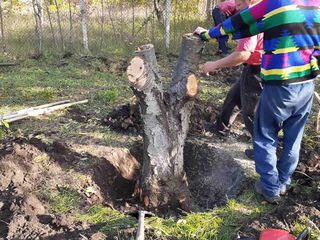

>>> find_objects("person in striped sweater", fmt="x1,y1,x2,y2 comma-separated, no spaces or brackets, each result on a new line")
195,0,319,203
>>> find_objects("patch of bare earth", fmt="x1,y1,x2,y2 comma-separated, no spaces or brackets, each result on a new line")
0,138,140,239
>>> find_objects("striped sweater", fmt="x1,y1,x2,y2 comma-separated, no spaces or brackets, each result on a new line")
202,0,320,84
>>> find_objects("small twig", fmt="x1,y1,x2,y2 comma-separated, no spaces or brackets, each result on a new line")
104,202,115,210
79,233,89,240
308,220,320,234
295,171,314,180
0,219,9,225
0,62,18,67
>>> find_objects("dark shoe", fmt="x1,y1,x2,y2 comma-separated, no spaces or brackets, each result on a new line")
203,121,229,137
254,181,281,204
215,49,223,56
225,77,237,84
203,121,215,133
245,148,254,160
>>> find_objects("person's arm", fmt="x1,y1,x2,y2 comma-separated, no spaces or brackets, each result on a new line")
202,50,251,74
195,0,268,40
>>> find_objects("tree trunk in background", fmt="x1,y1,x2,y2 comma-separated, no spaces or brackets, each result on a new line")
0,0,6,52
32,0,43,56
67,0,73,48
54,0,65,50
44,0,58,48
206,0,212,24
100,0,104,47
126,34,204,211
107,4,116,39
153,0,163,25
80,0,89,51
131,0,135,38
164,0,170,50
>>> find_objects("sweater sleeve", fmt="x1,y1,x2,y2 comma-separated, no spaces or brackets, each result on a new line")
205,0,268,40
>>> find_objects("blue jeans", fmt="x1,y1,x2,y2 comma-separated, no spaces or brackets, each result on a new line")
212,7,229,54
253,81,314,197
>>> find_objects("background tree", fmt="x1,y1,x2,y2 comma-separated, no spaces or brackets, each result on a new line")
32,0,43,56
80,0,89,51
0,0,5,52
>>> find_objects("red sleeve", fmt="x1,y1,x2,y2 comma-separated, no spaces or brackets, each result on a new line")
236,36,258,53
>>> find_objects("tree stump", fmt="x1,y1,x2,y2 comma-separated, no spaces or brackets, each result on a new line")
126,34,204,211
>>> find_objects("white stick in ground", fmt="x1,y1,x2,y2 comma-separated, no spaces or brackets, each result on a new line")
135,210,145,240
0,100,88,125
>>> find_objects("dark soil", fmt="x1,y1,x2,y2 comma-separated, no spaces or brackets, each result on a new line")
0,137,141,239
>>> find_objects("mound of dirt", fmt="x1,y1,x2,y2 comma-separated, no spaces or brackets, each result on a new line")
0,138,141,239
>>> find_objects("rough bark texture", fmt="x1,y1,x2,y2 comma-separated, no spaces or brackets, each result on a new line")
127,34,204,211
206,0,213,24
44,0,57,48
0,0,5,52
54,0,64,50
80,0,89,51
164,0,170,49
32,0,43,56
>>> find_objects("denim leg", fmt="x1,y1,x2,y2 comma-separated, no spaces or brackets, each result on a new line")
253,90,281,197
217,36,229,54
253,81,314,197
277,82,314,187
212,8,228,54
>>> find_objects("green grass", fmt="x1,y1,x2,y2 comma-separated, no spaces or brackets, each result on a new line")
37,186,81,214
146,191,272,240
74,190,272,240
75,205,137,237
292,217,320,240
95,89,119,104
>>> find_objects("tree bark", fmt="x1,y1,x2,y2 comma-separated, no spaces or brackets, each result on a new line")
153,0,163,25
0,0,6,52
131,0,135,38
127,34,204,211
164,0,170,50
206,0,212,24
100,0,104,47
32,0,43,56
67,0,73,48
80,0,89,51
44,0,58,48
54,0,64,50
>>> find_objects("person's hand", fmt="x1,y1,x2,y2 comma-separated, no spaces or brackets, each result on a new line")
202,61,218,75
193,27,207,36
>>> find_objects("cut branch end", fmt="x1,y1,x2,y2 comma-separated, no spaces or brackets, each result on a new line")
186,74,199,97
127,56,147,90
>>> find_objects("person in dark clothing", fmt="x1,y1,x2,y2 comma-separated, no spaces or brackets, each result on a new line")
211,0,237,55
205,0,263,138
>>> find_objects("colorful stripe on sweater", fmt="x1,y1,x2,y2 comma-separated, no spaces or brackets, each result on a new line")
204,0,320,84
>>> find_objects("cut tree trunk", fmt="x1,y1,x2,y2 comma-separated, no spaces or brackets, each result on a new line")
127,34,204,211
